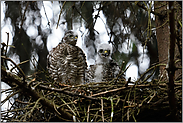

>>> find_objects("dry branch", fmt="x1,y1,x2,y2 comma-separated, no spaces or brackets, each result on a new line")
1,68,75,121
38,84,100,101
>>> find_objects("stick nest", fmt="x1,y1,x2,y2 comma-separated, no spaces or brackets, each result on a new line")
1,63,182,122
1,43,182,121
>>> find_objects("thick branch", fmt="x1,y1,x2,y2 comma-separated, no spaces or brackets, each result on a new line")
1,68,74,121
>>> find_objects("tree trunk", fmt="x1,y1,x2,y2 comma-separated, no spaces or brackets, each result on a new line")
154,1,169,81
155,1,182,121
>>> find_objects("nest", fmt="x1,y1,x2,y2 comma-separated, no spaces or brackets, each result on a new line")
1,61,182,122
1,44,182,121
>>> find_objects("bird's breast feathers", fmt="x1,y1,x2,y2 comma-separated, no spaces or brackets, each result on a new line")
94,65,103,82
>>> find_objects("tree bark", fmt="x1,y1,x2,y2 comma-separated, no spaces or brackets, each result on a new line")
155,1,181,121
154,1,169,81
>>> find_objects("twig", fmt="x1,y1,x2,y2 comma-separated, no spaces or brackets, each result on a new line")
73,4,99,34
147,90,156,103
1,43,6,66
92,110,99,122
93,2,108,35
5,32,9,58
68,98,80,117
15,99,30,104
113,61,126,83
1,86,17,93
1,90,20,105
87,104,90,122
139,92,154,107
1,56,26,81
2,33,10,70
42,1,51,27
20,2,29,32
60,98,77,117
152,96,168,106
10,60,29,72
141,65,157,84
110,97,114,122
91,86,126,97
132,109,137,122
136,2,163,17
127,108,130,121
29,97,43,118
136,63,166,84
101,99,104,122
158,68,167,84
53,100,61,116
56,1,66,29
110,62,131,84
38,84,100,101
58,100,77,109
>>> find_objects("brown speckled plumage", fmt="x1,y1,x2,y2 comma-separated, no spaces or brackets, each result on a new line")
47,30,87,85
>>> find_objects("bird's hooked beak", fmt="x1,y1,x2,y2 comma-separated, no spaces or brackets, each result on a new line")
71,36,78,43
67,35,78,45
74,36,78,41
102,50,110,57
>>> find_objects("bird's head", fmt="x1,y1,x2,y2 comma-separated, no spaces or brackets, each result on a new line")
62,30,78,46
98,49,111,58
96,43,112,63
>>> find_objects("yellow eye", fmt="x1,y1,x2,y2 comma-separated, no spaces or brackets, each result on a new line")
104,50,108,53
75,36,78,39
